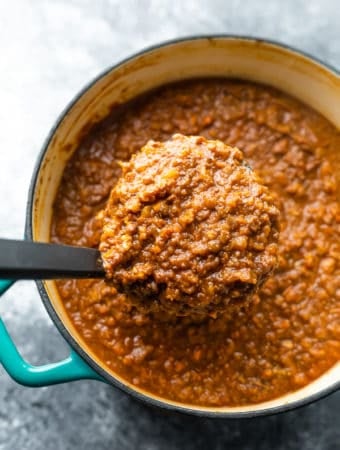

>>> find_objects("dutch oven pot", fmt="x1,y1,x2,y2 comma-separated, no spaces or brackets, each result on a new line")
1,36,339,418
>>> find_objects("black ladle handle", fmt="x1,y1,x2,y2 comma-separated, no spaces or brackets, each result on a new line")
0,239,105,280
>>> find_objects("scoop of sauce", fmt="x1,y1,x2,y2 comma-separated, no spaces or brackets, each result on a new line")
100,134,280,317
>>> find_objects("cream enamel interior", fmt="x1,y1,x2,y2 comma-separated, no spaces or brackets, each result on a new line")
32,37,340,414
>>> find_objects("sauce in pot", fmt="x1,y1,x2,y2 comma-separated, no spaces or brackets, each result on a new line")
52,79,340,407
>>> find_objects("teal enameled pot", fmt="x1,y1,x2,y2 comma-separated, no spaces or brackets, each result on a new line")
1,36,339,418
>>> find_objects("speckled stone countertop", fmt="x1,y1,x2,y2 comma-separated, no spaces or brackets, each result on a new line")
0,1,339,449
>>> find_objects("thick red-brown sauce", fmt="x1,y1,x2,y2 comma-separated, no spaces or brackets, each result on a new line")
100,133,280,317
52,80,340,407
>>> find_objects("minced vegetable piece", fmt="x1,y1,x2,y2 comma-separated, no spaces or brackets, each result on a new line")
99,134,280,316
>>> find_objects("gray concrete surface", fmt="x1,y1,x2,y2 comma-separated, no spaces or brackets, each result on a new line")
0,1,339,449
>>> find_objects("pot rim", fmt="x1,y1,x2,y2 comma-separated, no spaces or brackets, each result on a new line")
25,34,340,418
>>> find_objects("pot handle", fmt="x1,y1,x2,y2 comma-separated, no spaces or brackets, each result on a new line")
0,280,103,386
